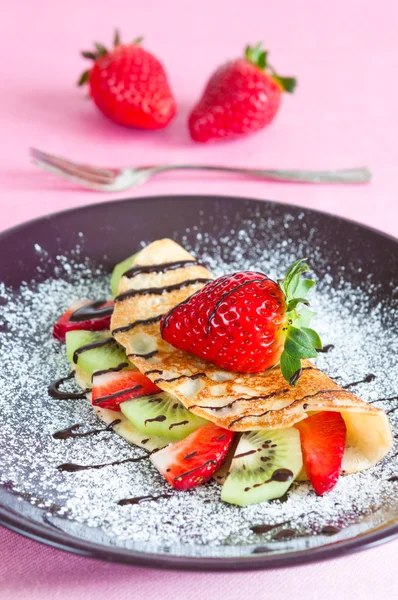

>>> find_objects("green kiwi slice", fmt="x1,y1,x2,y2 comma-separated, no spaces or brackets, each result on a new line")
110,252,140,297
65,330,128,377
221,428,303,506
120,392,208,441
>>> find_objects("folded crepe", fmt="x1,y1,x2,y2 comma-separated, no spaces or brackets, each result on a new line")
111,239,393,474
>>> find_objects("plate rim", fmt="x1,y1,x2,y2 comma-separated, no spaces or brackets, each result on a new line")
1,193,397,570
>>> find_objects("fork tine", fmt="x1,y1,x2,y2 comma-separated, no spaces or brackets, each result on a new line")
31,155,116,190
30,148,116,179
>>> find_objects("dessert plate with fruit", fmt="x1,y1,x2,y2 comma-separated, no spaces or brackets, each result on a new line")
0,195,397,569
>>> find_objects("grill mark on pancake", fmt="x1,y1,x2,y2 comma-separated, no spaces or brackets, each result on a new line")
92,384,143,404
190,388,290,411
154,372,206,384
123,260,203,278
115,278,212,303
112,314,164,335
128,351,158,359
226,388,347,428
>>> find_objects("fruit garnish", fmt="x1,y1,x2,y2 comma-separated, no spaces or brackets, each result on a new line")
92,370,160,412
120,392,208,441
221,428,302,505
188,42,296,143
295,412,346,495
110,252,140,297
53,300,113,341
150,423,234,490
160,260,321,383
79,30,176,129
65,330,128,377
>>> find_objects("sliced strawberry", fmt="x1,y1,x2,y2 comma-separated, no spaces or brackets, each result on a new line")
91,369,161,411
295,412,346,495
53,300,114,341
150,423,235,490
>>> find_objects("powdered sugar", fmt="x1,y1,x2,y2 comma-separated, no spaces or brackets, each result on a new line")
0,217,397,558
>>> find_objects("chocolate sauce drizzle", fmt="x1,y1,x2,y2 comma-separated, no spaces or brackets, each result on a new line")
128,351,158,360
173,459,217,482
244,468,293,492
169,420,189,430
207,277,266,332
93,384,143,405
117,492,173,506
123,260,202,279
52,420,121,440
320,525,341,535
112,314,164,336
57,454,148,472
272,528,297,541
144,415,166,425
343,374,376,389
317,344,335,354
92,362,129,380
115,278,212,304
192,388,290,413
154,372,206,384
73,337,117,364
48,372,87,400
251,521,290,535
69,300,114,322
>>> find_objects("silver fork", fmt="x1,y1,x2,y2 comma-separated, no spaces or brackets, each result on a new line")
30,148,371,192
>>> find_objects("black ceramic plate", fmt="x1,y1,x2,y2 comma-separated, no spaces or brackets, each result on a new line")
1,195,397,571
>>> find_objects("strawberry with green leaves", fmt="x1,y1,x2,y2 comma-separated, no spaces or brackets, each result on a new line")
161,259,321,385
79,30,176,129
188,43,296,143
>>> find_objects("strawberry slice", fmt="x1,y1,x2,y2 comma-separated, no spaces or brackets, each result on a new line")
53,300,114,341
295,412,346,495
91,369,161,411
150,423,235,490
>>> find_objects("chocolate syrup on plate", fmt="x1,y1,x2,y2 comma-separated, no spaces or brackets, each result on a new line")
48,372,87,400
52,420,121,440
320,525,341,535
118,492,172,506
57,455,148,472
317,344,335,354
343,374,376,389
69,300,113,322
272,528,297,541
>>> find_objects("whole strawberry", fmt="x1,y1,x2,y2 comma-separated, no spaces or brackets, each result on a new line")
161,260,321,384
188,43,296,143
78,31,176,129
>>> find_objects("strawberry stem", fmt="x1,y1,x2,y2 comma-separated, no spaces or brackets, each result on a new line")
244,43,297,93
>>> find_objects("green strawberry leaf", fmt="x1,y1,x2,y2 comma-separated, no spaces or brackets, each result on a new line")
294,279,315,298
280,351,301,385
94,43,108,56
273,75,297,93
293,306,316,328
286,297,310,313
301,327,322,350
81,51,97,60
284,326,318,360
77,70,90,87
114,29,121,47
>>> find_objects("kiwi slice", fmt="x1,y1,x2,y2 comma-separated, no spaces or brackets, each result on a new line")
120,392,208,441
65,330,128,377
221,428,303,506
110,252,140,297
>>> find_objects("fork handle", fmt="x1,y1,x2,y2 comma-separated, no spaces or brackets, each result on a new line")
150,165,371,184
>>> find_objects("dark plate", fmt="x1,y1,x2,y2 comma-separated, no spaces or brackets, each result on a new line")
0,194,397,570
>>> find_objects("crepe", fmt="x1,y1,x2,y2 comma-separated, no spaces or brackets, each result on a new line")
111,239,393,474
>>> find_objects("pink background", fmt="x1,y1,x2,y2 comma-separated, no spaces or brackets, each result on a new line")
0,0,397,597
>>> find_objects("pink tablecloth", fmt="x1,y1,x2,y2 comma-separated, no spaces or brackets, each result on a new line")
0,1,397,598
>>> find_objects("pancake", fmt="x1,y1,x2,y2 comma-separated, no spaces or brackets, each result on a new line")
111,239,393,474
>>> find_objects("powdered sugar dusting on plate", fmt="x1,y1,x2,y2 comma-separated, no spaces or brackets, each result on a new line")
0,217,397,557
